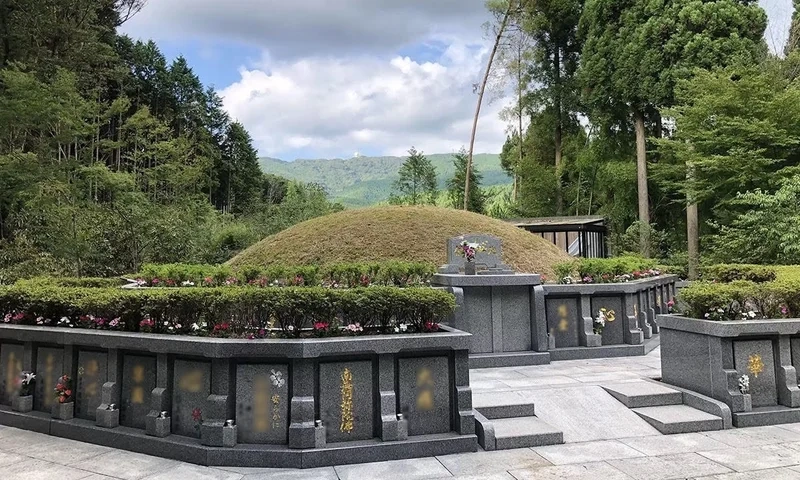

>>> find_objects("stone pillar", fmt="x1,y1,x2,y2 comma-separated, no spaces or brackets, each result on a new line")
377,354,402,441
623,293,644,345
490,287,503,353
777,336,800,408
579,294,601,347
288,358,316,449
145,353,172,437
452,350,475,436
201,358,236,447
635,292,652,340
22,341,35,371
531,286,549,352
96,348,121,428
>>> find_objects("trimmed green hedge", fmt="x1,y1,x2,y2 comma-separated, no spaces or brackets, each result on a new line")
679,279,800,320
14,277,126,289
0,284,455,338
134,261,436,288
700,264,777,284
554,256,663,284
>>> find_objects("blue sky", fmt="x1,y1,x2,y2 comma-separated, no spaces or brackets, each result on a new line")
123,0,793,161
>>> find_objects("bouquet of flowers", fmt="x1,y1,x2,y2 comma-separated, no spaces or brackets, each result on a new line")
454,241,487,263
17,371,35,396
54,375,73,403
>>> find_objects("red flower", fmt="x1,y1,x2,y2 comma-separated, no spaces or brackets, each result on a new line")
313,321,329,331
64,389,72,397
191,407,202,422
213,322,230,333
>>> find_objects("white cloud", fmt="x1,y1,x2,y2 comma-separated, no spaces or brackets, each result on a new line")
220,42,510,159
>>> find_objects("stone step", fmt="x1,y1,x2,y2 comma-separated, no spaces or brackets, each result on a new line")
473,391,536,419
603,380,683,408
732,406,800,428
492,416,563,450
632,405,723,434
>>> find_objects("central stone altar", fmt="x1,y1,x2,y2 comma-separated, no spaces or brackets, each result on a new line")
432,234,678,367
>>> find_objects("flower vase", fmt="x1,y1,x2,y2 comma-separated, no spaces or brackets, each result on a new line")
52,401,74,420
12,395,33,413
464,261,477,275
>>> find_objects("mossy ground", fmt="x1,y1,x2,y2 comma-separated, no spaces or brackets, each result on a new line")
229,206,571,277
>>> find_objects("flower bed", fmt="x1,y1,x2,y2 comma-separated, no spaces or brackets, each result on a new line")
0,322,475,467
0,284,454,338
553,256,678,285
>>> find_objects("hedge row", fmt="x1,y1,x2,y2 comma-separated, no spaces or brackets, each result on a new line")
0,284,455,337
700,264,777,284
679,279,800,320
553,256,667,284
134,261,436,288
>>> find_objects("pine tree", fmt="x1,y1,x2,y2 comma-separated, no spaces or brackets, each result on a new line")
392,147,437,205
448,149,485,213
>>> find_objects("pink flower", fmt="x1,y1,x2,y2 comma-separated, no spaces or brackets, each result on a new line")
110,318,120,327
151,278,160,285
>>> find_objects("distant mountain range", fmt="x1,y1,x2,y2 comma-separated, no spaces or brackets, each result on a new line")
259,153,510,207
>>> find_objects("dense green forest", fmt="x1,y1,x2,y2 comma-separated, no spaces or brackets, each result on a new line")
260,153,511,207
0,0,341,282
490,0,800,273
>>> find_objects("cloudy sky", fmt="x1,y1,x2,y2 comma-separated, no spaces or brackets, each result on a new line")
123,0,793,161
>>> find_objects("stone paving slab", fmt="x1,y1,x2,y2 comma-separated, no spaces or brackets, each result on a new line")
334,457,451,480
618,433,730,456
216,466,339,480
69,449,181,480
697,468,800,479
700,426,800,448
532,439,644,465
0,458,95,480
508,461,634,480
697,444,800,472
608,452,733,480
436,448,549,476
141,464,244,480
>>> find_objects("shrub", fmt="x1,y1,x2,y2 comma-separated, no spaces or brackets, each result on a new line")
553,256,661,283
701,264,777,284
132,261,435,288
0,284,455,338
679,279,800,320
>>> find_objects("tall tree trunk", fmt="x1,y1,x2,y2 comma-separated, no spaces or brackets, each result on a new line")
686,162,700,280
515,40,524,203
466,0,514,210
633,108,650,257
554,46,563,215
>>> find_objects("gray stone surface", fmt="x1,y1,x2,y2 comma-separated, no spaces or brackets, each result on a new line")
34,347,63,413
437,448,550,476
472,391,535,419
533,439,644,465
70,449,181,480
602,380,682,408
608,452,733,479
699,443,800,472
236,364,289,445
335,457,451,480
734,339,778,407
509,461,634,480
733,406,800,427
632,404,723,434
492,416,563,449
319,361,374,443
591,296,624,345
618,432,730,456
459,286,492,354
398,356,450,436
0,343,23,406
172,359,211,438
76,350,108,420
500,285,532,352
120,354,156,429
545,298,580,348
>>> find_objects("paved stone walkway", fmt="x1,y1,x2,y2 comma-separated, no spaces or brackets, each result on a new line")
7,347,800,479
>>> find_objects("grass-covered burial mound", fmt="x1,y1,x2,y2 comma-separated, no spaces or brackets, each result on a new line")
229,206,571,277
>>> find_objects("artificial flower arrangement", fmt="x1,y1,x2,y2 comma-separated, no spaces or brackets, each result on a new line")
454,241,488,263
17,371,35,396
54,375,73,404
594,308,615,335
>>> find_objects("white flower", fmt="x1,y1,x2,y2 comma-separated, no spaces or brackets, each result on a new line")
181,280,195,287
191,323,200,332
738,374,750,394
399,323,408,332
748,311,757,319
163,321,169,326
287,325,295,331
717,308,724,313
704,313,710,318
270,369,285,388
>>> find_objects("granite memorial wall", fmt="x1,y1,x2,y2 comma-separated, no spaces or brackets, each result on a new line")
0,324,476,468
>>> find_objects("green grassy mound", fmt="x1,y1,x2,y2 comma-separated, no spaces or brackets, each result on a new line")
229,206,571,277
